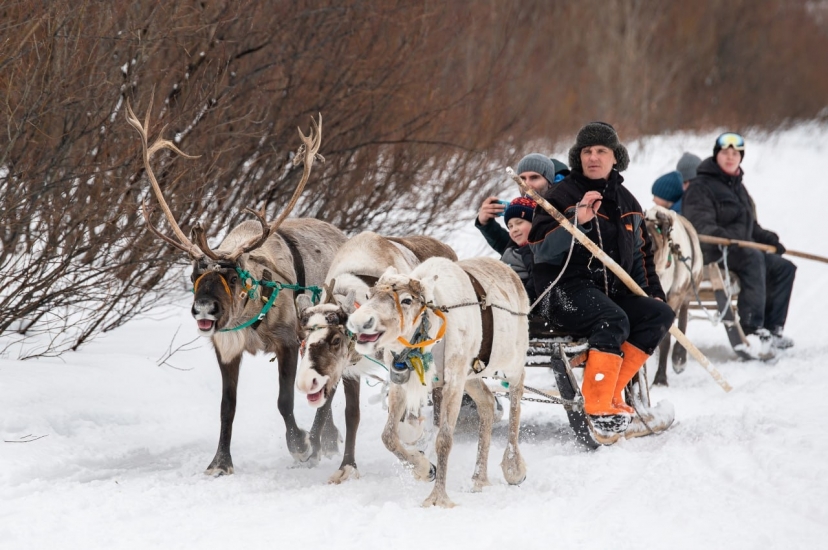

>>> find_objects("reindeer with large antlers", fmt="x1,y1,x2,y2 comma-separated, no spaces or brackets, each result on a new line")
126,97,347,475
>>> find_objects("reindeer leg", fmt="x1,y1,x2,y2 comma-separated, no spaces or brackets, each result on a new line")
463,378,494,492
329,377,360,484
672,302,689,372
423,369,465,508
381,383,434,483
501,369,526,485
205,351,241,476
319,388,343,458
276,343,311,462
653,333,670,386
301,384,337,467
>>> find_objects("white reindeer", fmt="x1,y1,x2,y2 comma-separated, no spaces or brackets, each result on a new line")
347,256,529,508
645,205,703,386
294,231,457,484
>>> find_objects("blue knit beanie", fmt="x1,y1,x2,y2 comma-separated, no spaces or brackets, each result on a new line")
504,197,536,225
651,171,684,203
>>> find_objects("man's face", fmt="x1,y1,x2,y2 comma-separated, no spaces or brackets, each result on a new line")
519,171,549,193
716,147,742,175
580,146,616,180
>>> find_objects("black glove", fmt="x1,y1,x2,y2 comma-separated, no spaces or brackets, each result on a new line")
774,242,786,255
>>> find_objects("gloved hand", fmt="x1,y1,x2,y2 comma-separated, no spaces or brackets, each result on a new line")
774,242,786,255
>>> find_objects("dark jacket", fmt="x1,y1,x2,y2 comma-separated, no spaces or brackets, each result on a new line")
528,170,665,301
474,217,511,255
500,243,537,303
681,157,781,264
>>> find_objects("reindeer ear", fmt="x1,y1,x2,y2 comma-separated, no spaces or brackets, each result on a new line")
337,289,357,315
381,266,399,279
295,294,313,316
408,277,423,296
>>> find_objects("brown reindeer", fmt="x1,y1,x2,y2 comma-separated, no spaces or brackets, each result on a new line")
645,205,703,386
126,99,347,475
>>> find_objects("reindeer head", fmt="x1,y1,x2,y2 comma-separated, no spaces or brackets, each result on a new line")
294,279,358,407
125,93,322,337
645,206,675,276
346,267,429,356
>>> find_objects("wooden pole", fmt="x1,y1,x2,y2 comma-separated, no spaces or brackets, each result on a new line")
507,168,732,393
698,234,828,265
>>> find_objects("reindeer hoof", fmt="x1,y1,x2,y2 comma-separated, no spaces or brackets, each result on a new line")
204,453,234,476
328,464,360,484
422,490,455,508
289,430,313,463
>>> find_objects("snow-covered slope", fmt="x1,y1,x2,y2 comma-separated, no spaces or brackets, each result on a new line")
1,124,827,549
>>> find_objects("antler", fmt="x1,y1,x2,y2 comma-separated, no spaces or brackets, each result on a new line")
126,92,206,260
227,114,324,260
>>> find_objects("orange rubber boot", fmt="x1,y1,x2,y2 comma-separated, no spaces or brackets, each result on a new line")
612,342,650,414
582,350,625,416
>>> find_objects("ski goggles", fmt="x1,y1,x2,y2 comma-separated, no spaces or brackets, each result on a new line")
553,173,566,183
716,132,745,151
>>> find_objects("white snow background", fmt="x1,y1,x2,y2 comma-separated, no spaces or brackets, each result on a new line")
1,125,827,549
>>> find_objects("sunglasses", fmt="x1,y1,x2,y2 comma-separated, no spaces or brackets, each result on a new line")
717,132,745,151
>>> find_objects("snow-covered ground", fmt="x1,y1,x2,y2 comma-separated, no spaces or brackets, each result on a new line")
2,125,827,549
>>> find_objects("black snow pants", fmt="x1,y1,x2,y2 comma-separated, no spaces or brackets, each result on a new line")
725,246,797,334
541,284,676,356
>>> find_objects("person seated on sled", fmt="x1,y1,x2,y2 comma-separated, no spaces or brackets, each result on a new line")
528,122,675,436
681,132,796,349
499,197,539,303
651,170,685,213
676,152,702,190
475,154,569,254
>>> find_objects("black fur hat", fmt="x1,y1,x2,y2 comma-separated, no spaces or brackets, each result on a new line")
568,121,630,173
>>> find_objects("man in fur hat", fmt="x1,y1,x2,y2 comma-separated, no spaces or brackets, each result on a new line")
528,122,674,440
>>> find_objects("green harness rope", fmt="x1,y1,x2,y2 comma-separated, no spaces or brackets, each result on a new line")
219,267,322,333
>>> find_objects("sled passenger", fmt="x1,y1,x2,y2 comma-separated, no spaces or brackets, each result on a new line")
676,152,702,190
528,122,675,437
475,153,569,254
499,197,539,303
681,132,796,349
651,170,685,212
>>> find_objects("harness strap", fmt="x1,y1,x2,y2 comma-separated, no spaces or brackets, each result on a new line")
277,230,306,294
463,270,493,372
193,270,232,299
251,269,273,331
396,309,446,348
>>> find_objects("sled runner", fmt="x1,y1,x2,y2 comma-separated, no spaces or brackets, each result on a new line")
689,263,774,361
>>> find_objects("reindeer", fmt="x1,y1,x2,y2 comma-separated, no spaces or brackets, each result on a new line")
645,205,703,386
347,257,529,508
125,99,347,475
293,231,457,483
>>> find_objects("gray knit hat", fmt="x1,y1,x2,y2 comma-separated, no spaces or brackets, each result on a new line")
516,153,557,186
568,121,630,173
676,152,701,182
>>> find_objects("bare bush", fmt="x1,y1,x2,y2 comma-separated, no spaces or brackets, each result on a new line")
1,0,827,358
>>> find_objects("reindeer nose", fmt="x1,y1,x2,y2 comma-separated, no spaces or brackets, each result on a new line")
359,316,375,331
192,299,219,317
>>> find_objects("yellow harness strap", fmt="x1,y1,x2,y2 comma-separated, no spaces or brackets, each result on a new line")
396,308,447,349
193,271,233,299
